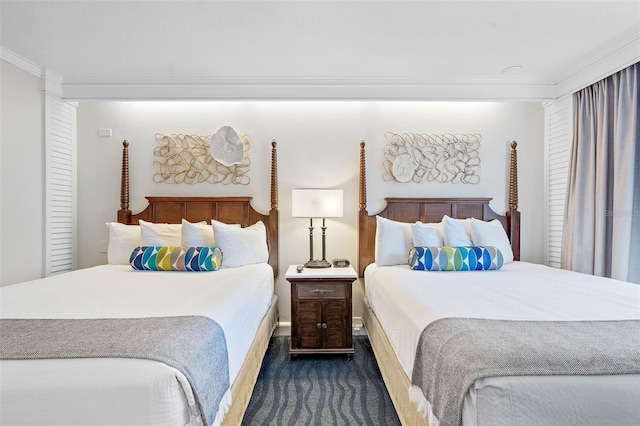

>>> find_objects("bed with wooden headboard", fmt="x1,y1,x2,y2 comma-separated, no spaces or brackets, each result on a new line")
0,140,281,426
357,140,520,277
117,139,279,277
117,139,280,425
357,141,640,426
358,140,521,425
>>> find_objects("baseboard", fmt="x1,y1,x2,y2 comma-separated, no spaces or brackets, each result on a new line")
274,322,291,336
353,317,367,335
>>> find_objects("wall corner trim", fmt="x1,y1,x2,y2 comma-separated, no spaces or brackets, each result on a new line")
42,68,64,98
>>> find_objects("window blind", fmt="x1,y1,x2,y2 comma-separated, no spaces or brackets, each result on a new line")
544,96,572,268
44,94,77,276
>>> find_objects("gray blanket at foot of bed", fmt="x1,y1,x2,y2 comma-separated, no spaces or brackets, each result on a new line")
411,318,640,426
0,316,229,426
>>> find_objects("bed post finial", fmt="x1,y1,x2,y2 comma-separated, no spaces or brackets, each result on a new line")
509,141,518,211
117,140,132,223
270,140,279,210
359,140,367,211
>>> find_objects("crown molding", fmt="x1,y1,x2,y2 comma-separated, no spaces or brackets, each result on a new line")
6,39,637,102
61,77,557,101
1,47,65,98
0,47,558,101
555,33,640,97
1,46,41,76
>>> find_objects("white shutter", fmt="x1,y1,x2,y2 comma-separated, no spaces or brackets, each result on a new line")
543,96,572,268
44,90,77,276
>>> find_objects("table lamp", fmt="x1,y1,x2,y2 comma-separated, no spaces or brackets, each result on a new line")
292,189,343,268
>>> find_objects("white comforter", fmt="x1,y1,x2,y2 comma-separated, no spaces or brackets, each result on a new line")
0,263,274,426
365,261,640,426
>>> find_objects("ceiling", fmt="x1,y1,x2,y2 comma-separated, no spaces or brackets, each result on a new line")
1,1,639,100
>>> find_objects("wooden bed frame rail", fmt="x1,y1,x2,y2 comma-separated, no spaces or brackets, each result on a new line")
116,140,280,277
357,140,521,277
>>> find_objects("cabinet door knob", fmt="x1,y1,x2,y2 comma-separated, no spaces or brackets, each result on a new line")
322,323,328,329
316,323,322,329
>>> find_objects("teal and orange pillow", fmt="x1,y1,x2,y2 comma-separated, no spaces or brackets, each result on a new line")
409,246,503,271
130,246,222,271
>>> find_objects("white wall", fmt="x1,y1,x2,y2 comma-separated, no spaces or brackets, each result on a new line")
0,60,45,286
76,101,544,323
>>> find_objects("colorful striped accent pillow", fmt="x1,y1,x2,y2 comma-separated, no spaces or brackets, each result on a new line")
409,246,503,271
129,246,223,271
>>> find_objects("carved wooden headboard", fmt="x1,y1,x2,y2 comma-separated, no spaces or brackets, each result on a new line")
116,140,280,277
357,141,521,277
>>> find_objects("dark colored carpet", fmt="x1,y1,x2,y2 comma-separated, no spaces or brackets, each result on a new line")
242,336,401,426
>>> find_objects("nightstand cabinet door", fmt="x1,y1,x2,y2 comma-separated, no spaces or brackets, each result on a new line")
296,300,323,348
322,300,348,348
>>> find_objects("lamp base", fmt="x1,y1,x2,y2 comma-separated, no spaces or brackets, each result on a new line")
304,259,332,268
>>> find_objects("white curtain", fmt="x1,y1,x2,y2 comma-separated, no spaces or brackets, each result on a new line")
562,62,640,284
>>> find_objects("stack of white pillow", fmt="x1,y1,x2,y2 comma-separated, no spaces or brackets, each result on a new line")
375,215,514,267
105,219,268,268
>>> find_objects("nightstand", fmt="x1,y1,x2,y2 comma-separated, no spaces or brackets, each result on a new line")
286,265,357,359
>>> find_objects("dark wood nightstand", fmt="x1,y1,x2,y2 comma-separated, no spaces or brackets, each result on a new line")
286,265,357,359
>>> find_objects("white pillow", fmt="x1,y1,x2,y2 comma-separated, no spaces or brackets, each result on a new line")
375,216,413,266
139,219,182,246
443,215,473,246
106,222,141,265
212,220,269,268
181,219,215,246
471,218,514,263
412,221,444,246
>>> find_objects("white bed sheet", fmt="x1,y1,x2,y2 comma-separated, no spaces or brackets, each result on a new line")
365,261,640,426
0,263,274,426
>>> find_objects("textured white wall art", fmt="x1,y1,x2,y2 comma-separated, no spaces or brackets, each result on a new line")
153,133,251,185
210,126,244,167
383,132,482,184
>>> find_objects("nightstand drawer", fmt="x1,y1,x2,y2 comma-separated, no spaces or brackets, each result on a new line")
297,283,346,299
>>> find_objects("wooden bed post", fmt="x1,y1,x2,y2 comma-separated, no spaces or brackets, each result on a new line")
270,140,279,211
117,140,133,223
358,140,370,277
507,141,521,260
268,140,280,275
359,140,367,213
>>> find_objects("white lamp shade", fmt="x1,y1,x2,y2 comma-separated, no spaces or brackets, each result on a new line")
292,189,343,218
